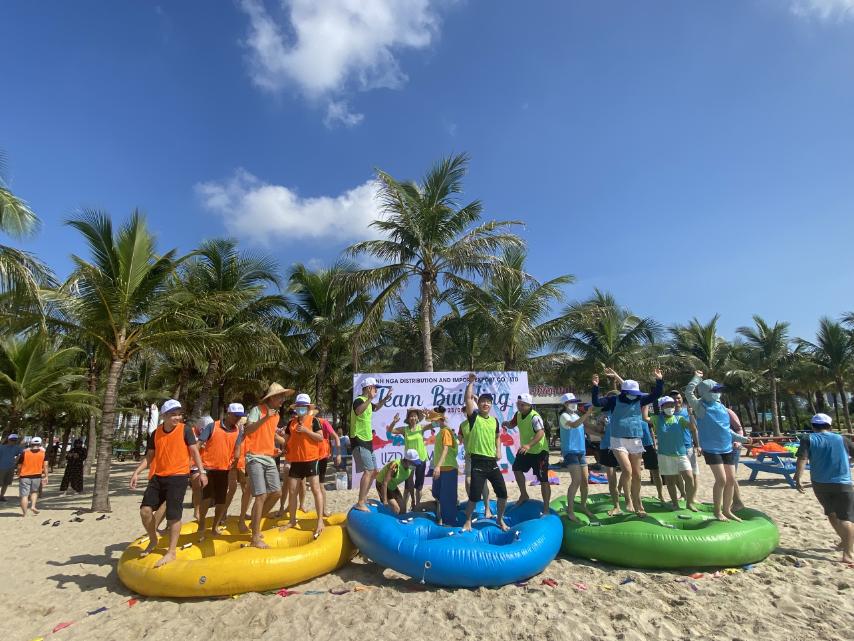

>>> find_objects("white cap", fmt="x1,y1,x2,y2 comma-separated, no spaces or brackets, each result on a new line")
7,433,18,440
403,448,421,463
195,415,214,431
620,380,644,396
517,393,534,405
362,377,377,388
811,413,832,426
160,399,182,415
658,395,675,406
560,393,580,404
294,393,312,406
226,402,245,416
31,436,43,445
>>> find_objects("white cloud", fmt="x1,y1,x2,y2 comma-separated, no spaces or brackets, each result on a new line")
195,169,383,246
238,0,442,123
324,100,365,128
790,0,854,20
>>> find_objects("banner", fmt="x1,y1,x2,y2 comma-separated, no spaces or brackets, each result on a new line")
350,371,530,486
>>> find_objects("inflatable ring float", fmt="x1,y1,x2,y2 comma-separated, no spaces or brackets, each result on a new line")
118,512,354,597
550,493,779,569
346,500,562,587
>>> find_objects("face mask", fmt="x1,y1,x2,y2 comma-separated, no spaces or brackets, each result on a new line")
702,392,721,403
431,421,440,428
296,407,308,417
566,404,578,412
663,408,675,417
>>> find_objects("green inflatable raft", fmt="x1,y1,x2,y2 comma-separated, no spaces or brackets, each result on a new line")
550,493,779,569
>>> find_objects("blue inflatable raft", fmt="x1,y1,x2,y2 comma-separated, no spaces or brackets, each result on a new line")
346,500,562,587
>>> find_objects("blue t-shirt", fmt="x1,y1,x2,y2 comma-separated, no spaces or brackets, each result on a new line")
797,432,852,485
641,421,654,447
677,408,693,448
0,443,24,469
559,412,585,454
653,415,691,456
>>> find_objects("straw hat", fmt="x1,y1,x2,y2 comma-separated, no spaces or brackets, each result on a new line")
405,408,425,421
262,382,295,401
425,410,444,422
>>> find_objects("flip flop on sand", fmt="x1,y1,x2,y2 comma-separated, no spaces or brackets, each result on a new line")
52,521,61,527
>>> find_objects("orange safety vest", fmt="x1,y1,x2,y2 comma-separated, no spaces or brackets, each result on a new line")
20,448,46,477
286,416,323,462
153,423,191,477
244,404,279,457
201,420,240,471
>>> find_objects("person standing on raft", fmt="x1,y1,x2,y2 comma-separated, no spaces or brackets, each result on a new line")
389,408,431,509
592,368,664,518
558,393,594,521
504,393,551,517
430,406,459,526
794,413,854,564
196,404,245,540
243,383,293,548
684,371,741,522
279,394,326,539
351,377,394,512
461,372,509,532
649,396,698,511
130,399,208,567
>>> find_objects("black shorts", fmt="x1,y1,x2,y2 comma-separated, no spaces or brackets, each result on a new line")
141,475,189,521
586,440,601,457
642,445,659,471
201,469,230,504
703,451,736,466
814,483,854,522
512,450,549,483
318,458,328,481
468,454,508,501
600,447,621,469
289,460,319,479
375,480,404,506
405,460,427,491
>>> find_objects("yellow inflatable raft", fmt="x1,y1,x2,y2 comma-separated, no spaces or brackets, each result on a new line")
117,512,354,597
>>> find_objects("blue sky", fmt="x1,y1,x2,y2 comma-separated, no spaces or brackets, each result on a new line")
2,0,854,343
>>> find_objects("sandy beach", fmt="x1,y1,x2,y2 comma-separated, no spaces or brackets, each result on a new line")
1,460,851,641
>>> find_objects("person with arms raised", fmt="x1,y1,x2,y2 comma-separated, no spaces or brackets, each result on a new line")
351,377,393,512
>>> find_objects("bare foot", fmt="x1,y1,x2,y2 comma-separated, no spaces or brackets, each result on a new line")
154,551,177,568
607,507,622,516
279,520,297,532
31,508,39,515
686,503,699,512
322,510,331,517
313,522,325,539
635,510,648,518
514,497,529,509
353,503,370,512
496,519,510,532
274,509,284,518
715,513,730,522
483,511,494,519
567,511,579,523
250,538,271,549
212,524,224,536
723,512,742,522
541,508,550,517
841,553,853,564
461,521,473,532
669,503,679,511
237,520,250,534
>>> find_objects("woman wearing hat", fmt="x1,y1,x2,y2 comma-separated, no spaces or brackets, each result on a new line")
389,408,432,508
558,393,594,521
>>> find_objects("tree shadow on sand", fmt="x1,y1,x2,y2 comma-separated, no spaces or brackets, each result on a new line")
45,542,134,596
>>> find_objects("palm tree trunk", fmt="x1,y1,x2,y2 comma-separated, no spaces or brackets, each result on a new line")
419,279,434,372
315,344,329,406
190,358,219,422
815,390,827,412
832,393,841,424
769,373,781,436
835,378,852,433
173,366,190,404
806,391,817,415
85,363,100,476
91,357,126,512
218,379,226,420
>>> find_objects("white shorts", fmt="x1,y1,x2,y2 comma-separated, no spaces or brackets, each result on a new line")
686,447,700,475
610,437,645,455
658,454,692,476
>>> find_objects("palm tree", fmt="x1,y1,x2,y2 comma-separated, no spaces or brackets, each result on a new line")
178,239,287,421
346,153,522,371
61,210,200,511
668,315,731,379
0,332,93,434
736,316,791,435
461,247,574,370
288,262,367,405
554,289,661,385
797,317,854,432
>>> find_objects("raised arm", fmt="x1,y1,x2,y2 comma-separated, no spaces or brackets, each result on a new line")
683,371,705,417
591,374,614,410
640,370,664,406
387,413,402,433
465,372,478,416
562,406,593,428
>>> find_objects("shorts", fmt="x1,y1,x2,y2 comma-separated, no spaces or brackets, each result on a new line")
289,460,319,479
141,474,189,521
599,447,621,469
563,452,587,466
610,436,645,455
19,476,42,497
0,467,14,486
468,455,508,501
587,440,601,458
318,458,328,481
703,451,735,466
246,458,282,496
512,450,549,483
686,447,700,475
642,444,659,471
464,455,472,477
353,445,377,473
201,469,229,504
813,484,854,522
658,454,692,476
375,480,404,507
405,460,426,491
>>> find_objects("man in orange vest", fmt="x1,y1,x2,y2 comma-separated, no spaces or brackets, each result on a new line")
243,383,294,548
17,436,48,516
279,393,326,538
196,403,245,540
130,399,208,568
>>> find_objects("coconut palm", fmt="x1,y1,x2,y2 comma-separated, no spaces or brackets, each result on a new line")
346,153,522,371
460,247,574,371
736,316,791,435
796,317,854,432
60,210,203,511
668,315,732,379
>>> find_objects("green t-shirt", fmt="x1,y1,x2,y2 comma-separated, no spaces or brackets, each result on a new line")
517,409,547,455
350,396,373,442
377,459,411,490
466,412,499,458
403,426,428,461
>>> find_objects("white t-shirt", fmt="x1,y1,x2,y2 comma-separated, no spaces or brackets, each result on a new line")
559,412,580,429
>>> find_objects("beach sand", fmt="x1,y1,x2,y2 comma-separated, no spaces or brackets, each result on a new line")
1,460,851,641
